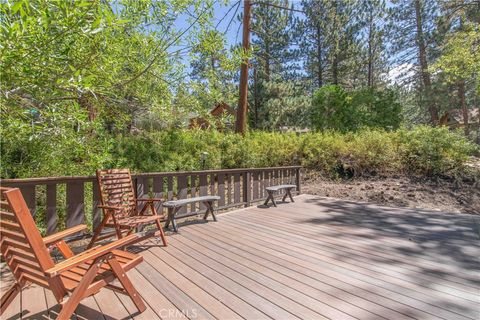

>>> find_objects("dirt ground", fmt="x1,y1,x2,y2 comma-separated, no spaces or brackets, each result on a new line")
302,173,480,215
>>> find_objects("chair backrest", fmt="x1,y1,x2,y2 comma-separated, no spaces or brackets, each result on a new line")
97,169,137,219
0,187,58,289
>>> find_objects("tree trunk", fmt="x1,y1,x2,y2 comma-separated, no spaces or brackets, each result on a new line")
332,53,338,85
235,0,251,135
253,67,259,128
316,25,323,87
414,0,438,125
458,80,469,136
331,2,339,85
367,15,374,87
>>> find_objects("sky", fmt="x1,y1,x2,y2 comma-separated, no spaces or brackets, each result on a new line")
170,0,410,83
169,1,242,54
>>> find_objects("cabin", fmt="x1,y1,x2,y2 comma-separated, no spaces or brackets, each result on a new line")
189,102,234,130
439,108,479,128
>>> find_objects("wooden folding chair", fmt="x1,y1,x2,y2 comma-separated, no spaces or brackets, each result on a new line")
88,169,167,248
0,187,147,320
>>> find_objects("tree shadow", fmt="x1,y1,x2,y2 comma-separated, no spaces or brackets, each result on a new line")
302,196,480,274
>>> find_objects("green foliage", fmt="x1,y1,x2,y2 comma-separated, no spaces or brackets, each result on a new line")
396,126,477,176
310,85,402,132
2,123,477,180
311,85,357,132
431,21,479,94
0,0,225,130
351,87,403,129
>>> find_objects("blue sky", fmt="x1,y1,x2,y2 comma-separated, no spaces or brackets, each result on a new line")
170,1,242,53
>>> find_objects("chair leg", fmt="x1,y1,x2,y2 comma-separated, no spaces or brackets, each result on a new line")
87,212,111,249
57,257,102,320
0,283,20,316
155,218,168,246
107,256,146,313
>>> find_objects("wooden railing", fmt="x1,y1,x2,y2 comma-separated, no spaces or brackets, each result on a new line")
1,166,301,235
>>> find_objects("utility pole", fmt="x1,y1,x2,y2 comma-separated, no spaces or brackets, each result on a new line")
235,0,251,135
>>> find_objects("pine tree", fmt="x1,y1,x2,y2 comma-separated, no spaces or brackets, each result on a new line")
389,0,441,124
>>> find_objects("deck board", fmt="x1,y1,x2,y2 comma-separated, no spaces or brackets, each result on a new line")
2,194,479,319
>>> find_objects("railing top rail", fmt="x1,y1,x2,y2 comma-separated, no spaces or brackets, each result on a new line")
0,166,302,185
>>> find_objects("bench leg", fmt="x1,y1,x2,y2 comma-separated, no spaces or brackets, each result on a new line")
203,201,217,222
287,188,295,202
264,191,276,207
164,207,172,229
165,207,180,232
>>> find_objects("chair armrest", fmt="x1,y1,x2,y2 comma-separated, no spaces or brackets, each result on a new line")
98,205,124,211
136,198,163,202
43,225,88,245
45,234,138,277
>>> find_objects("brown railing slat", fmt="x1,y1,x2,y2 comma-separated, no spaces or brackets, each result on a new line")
177,175,188,213
226,174,232,205
167,176,174,200
189,174,197,212
259,171,265,198
46,184,57,235
92,182,101,230
19,185,36,217
218,173,225,207
209,174,215,195
66,182,84,228
199,173,207,210
252,171,259,201
1,166,301,231
243,172,251,206
234,173,241,204
296,167,301,194
153,176,164,214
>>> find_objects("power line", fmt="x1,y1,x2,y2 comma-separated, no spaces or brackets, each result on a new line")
115,0,218,88
223,1,242,35
251,1,306,14
216,0,241,29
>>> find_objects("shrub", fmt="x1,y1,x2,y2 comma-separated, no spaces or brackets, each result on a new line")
395,126,477,176
1,125,477,180
310,85,403,132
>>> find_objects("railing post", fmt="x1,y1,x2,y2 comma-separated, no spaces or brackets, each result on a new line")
66,181,85,229
46,183,57,235
244,171,251,207
295,167,301,194
19,185,36,217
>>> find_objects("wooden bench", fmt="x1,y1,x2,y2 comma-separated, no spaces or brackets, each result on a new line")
163,196,220,232
264,184,296,207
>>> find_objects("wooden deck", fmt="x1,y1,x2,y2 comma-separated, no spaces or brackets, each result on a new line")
2,194,479,320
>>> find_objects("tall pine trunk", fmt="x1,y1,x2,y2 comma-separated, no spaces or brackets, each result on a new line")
367,15,374,87
316,25,323,87
253,67,259,128
414,0,438,125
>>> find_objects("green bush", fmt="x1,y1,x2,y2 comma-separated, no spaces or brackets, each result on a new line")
395,126,477,176
1,123,477,180
310,85,403,132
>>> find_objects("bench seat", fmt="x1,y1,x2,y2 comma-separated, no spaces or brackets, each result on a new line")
164,196,220,232
265,184,297,192
264,184,296,207
163,196,221,208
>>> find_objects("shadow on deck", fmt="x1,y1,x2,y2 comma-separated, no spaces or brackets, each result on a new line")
2,194,479,320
